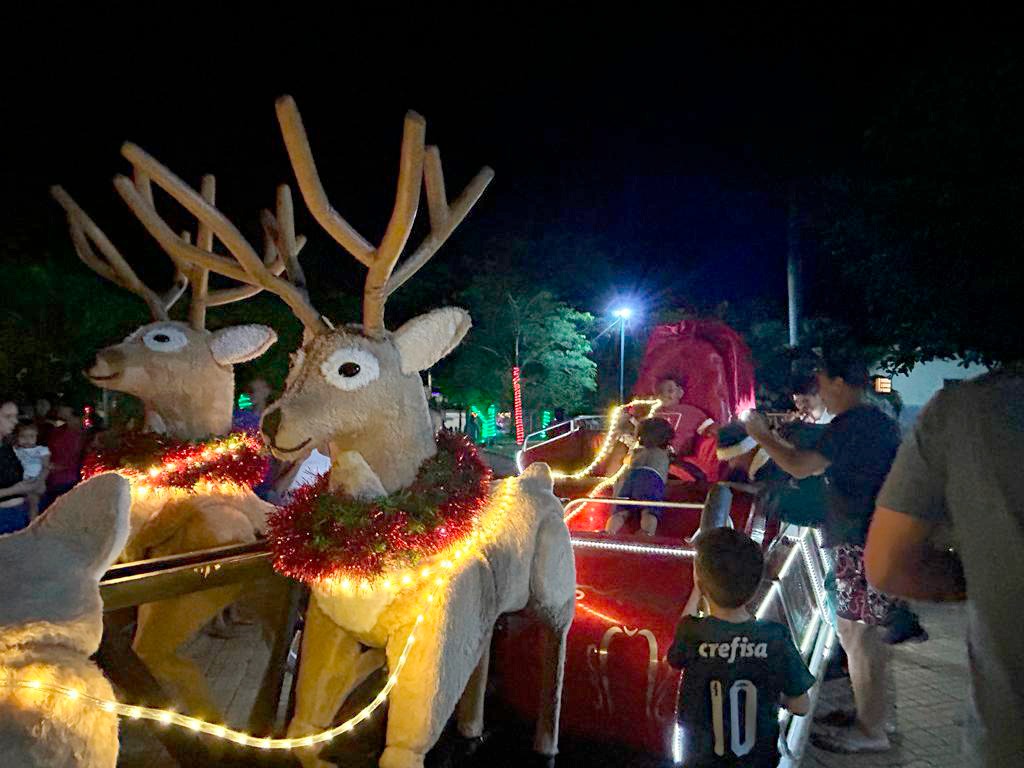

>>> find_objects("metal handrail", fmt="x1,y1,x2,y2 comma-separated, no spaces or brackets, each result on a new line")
520,414,603,455
100,543,276,612
563,496,705,516
104,541,267,579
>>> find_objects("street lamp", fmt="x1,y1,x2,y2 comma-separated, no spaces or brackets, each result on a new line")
611,307,632,402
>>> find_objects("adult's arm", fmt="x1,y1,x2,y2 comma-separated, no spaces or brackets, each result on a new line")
865,506,965,601
744,412,829,479
866,390,965,602
0,480,35,499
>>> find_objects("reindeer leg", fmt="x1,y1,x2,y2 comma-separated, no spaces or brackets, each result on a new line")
533,601,573,757
288,597,385,768
527,510,577,758
382,564,494,768
133,585,242,719
456,630,492,739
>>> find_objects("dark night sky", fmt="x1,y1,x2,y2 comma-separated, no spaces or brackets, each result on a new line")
0,13,996,319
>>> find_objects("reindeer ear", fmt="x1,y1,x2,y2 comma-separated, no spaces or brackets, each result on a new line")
210,324,278,365
393,308,472,374
31,474,131,578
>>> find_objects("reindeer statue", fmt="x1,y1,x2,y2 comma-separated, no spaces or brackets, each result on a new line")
112,96,577,768
49,183,287,717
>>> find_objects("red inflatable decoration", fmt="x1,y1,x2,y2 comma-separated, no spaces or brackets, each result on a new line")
632,319,756,424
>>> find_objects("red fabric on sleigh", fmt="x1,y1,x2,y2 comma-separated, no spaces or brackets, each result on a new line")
633,320,756,424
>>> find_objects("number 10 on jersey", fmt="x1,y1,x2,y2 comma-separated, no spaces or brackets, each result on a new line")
710,679,757,757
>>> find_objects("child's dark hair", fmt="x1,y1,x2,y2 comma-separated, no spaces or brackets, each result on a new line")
790,371,819,396
637,417,674,449
15,419,38,436
695,527,764,608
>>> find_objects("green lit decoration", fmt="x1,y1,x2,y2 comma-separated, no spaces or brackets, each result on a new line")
484,404,497,441
538,409,553,440
470,404,498,444
237,393,254,410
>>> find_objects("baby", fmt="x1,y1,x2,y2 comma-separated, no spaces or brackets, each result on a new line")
14,421,50,518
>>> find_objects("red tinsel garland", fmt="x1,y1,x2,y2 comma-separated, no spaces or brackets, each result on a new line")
82,432,269,492
268,431,492,584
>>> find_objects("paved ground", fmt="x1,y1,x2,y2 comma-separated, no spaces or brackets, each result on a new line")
804,602,969,768
118,613,273,768
118,602,971,767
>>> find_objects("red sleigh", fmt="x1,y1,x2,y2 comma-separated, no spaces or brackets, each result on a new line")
497,320,833,765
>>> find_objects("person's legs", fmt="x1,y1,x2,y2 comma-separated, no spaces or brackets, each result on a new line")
813,543,893,752
605,510,629,534
837,617,891,738
639,510,658,535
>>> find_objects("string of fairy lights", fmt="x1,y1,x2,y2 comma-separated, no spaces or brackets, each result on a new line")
82,432,267,500
0,479,517,752
552,399,663,523
6,405,837,755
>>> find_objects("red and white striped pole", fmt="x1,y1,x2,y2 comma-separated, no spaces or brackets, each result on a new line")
512,366,525,445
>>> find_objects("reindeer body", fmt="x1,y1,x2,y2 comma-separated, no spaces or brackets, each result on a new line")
52,185,284,718
297,463,574,768
0,474,131,768
116,95,575,768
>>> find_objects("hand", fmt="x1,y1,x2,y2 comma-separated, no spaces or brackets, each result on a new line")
743,410,772,443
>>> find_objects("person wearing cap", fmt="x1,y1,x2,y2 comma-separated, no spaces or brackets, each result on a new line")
716,420,772,491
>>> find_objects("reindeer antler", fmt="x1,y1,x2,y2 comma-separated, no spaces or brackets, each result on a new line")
113,146,321,332
50,186,187,321
276,95,494,338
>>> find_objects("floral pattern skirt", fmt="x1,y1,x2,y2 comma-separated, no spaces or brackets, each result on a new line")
827,543,896,624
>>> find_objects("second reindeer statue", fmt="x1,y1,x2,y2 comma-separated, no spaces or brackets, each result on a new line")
115,96,576,768
49,181,284,718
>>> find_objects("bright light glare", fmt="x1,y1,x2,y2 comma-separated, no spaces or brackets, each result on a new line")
612,307,632,319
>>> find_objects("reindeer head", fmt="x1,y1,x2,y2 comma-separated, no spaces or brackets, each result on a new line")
261,308,471,460
112,97,492,491
51,181,280,439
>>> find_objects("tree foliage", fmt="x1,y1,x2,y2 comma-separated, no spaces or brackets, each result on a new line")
435,276,597,414
810,50,1024,369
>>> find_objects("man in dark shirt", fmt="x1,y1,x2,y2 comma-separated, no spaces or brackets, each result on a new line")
744,352,901,754
669,528,814,767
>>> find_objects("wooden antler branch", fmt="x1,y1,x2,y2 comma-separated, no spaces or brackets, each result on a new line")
114,143,325,333
275,95,494,338
50,186,186,320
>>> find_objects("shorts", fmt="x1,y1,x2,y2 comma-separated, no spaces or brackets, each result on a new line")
828,543,896,625
614,468,666,520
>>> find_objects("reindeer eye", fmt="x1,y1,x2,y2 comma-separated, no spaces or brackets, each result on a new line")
338,362,361,377
142,326,188,352
321,348,379,391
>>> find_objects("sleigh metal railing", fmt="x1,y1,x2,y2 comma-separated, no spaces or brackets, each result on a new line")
516,414,605,472
100,542,275,610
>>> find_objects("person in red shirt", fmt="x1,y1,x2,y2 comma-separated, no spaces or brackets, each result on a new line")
653,378,716,455
44,403,87,508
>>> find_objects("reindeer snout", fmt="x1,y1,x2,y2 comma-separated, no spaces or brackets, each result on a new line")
262,409,282,443
87,349,125,380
